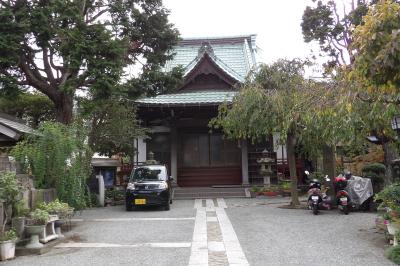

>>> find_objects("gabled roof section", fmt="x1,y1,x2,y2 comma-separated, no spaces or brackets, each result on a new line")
164,35,257,83
0,113,33,141
136,90,237,107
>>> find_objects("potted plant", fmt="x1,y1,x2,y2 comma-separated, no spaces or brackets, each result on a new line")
37,200,73,237
11,201,29,239
250,186,262,198
0,171,22,260
280,181,291,197
0,229,18,261
25,209,49,249
263,186,279,197
375,184,400,245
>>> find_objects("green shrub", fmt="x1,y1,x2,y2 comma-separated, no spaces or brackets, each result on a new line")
13,201,30,218
386,245,400,265
11,122,92,210
362,163,385,184
37,199,73,219
0,171,22,237
251,186,261,193
28,209,50,225
0,229,18,242
280,181,291,190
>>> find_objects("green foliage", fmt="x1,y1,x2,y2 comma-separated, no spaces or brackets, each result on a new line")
250,186,262,193
0,92,55,127
28,209,50,226
13,201,30,218
362,163,386,184
81,98,147,158
352,1,400,91
386,245,400,265
301,1,373,68
11,122,91,210
0,171,22,235
375,183,400,211
37,199,73,219
280,181,292,190
0,229,17,242
0,0,180,124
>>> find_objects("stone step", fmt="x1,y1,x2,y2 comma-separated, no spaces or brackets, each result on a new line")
173,188,247,199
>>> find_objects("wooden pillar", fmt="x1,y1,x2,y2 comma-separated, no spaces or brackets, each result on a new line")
171,124,178,185
241,139,249,185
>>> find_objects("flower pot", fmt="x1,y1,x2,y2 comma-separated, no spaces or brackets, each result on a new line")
264,191,279,197
11,217,26,238
387,222,400,235
0,240,16,261
25,225,45,249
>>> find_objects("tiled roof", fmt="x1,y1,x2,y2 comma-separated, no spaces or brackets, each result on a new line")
164,35,257,82
0,115,33,134
136,90,237,107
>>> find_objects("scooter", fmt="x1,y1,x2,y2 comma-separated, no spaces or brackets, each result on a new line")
334,176,350,215
305,171,332,215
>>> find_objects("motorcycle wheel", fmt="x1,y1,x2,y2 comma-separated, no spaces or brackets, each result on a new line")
312,204,318,215
343,205,349,215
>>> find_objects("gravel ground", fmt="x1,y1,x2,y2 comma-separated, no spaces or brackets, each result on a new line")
1,197,395,266
225,198,395,266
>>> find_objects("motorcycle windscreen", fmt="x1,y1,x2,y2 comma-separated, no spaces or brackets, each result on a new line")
346,176,373,207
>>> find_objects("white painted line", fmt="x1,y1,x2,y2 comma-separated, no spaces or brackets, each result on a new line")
206,217,218,222
206,199,215,211
55,242,191,248
216,208,249,266
71,217,195,222
208,241,225,252
217,198,227,209
194,199,202,209
188,207,208,266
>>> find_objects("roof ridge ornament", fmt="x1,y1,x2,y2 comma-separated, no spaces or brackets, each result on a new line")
197,41,215,58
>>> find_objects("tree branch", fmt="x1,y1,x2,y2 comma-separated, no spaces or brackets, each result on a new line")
19,55,59,101
86,8,109,24
42,47,56,85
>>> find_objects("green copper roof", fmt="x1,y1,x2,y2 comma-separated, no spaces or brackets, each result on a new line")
164,35,257,82
136,90,237,107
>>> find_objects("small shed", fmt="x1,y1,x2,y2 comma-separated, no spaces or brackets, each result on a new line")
91,157,122,188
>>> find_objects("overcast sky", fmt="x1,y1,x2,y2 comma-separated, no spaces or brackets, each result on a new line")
163,0,316,65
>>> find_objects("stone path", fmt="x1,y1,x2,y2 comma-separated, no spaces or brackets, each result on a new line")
189,198,249,266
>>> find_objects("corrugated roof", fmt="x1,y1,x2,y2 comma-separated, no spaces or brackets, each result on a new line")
164,35,257,82
0,115,33,135
136,90,237,107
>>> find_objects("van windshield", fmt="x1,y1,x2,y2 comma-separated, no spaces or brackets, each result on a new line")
130,166,167,182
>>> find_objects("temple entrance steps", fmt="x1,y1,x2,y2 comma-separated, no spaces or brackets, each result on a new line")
172,186,248,200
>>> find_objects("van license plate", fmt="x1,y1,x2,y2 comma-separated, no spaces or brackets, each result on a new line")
135,199,146,205
311,196,319,200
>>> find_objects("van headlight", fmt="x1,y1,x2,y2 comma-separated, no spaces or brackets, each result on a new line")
127,183,135,190
158,182,168,189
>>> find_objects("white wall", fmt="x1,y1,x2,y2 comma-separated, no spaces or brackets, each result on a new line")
273,133,287,162
135,137,147,163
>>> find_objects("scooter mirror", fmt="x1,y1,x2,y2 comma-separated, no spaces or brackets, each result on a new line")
305,171,310,176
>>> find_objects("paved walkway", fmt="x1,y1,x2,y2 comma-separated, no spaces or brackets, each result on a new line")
2,198,395,266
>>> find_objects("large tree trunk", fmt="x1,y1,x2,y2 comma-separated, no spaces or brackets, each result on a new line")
287,131,300,206
55,92,74,124
322,145,336,204
382,142,399,185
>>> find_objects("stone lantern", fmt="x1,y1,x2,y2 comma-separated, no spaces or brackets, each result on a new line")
257,149,275,187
